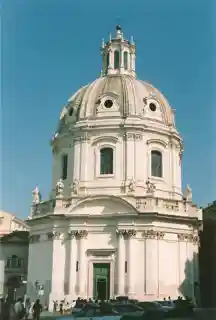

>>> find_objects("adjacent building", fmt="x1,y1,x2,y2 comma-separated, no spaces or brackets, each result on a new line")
26,26,202,309
0,210,29,299
199,201,216,307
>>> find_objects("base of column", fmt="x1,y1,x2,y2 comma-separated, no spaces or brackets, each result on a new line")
127,291,136,299
48,292,65,311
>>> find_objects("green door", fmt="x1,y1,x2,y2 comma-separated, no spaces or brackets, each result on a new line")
93,263,110,300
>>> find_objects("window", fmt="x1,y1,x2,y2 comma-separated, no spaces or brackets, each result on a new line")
104,99,113,108
151,150,162,177
76,261,79,272
124,51,128,69
6,256,23,269
114,50,120,69
106,53,110,72
69,108,73,116
125,261,127,273
62,154,68,180
100,147,113,175
149,103,157,112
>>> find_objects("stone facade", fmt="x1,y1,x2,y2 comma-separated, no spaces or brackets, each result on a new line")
26,26,202,310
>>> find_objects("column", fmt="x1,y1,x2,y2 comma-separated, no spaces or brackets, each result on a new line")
126,230,137,297
80,135,89,181
116,230,125,296
126,133,135,180
144,230,158,296
50,232,65,300
77,230,88,298
69,231,78,299
73,139,81,180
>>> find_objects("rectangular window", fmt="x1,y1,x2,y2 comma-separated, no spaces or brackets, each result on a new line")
76,261,79,272
62,154,68,180
125,261,127,273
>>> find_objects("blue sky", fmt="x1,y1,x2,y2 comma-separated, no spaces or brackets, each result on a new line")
2,0,216,218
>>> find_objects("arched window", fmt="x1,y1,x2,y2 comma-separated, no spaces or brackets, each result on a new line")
106,52,110,72
100,147,113,175
124,51,128,69
62,154,68,180
114,51,120,69
151,150,162,177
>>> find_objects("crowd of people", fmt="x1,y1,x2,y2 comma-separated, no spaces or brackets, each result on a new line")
0,296,43,320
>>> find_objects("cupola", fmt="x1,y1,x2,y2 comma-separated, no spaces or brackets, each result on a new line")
100,25,136,77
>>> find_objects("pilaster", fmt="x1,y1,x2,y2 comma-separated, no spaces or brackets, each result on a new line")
116,229,126,296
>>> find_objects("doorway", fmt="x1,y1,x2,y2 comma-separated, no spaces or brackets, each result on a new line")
93,263,110,300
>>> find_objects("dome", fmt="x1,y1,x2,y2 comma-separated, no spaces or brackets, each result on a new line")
60,74,175,128
59,26,176,130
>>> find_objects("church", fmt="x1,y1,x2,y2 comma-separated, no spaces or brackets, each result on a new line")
27,25,202,309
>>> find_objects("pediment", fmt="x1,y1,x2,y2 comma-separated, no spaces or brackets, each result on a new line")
68,196,137,216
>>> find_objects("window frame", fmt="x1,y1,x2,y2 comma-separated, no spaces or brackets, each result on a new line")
95,144,116,179
61,153,68,180
100,147,114,175
150,150,163,178
123,51,128,69
114,50,120,69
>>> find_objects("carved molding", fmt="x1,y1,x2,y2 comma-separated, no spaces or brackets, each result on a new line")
177,233,199,244
116,229,137,238
143,230,165,239
52,231,65,240
68,230,88,239
29,234,40,244
146,139,167,148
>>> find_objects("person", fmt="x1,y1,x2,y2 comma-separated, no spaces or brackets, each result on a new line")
32,299,42,320
25,298,31,319
14,298,25,320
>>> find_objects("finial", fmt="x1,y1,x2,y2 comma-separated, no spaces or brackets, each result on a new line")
130,35,135,45
116,24,123,40
109,32,112,42
101,38,105,48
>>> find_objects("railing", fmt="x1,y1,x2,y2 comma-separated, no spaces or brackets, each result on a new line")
136,197,201,219
31,200,55,217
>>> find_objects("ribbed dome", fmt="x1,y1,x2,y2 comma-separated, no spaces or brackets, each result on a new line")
60,75,175,128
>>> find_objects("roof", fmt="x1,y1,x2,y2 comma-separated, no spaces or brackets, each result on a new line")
0,230,29,243
59,74,176,129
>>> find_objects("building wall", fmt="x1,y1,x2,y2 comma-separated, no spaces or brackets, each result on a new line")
27,240,53,304
199,202,216,307
0,211,29,236
52,131,182,201
27,214,199,308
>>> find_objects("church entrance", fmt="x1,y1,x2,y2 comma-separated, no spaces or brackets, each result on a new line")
93,263,110,300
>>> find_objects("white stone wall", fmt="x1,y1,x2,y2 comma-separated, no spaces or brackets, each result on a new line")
27,214,199,307
52,129,182,201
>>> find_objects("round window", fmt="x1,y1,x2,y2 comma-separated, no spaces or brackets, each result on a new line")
104,100,113,108
149,103,157,112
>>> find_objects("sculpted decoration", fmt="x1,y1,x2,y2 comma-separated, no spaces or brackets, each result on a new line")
116,229,137,238
32,186,41,205
128,179,136,192
68,230,88,239
71,179,79,195
142,230,165,239
56,179,64,197
177,233,199,244
146,178,156,194
29,234,40,244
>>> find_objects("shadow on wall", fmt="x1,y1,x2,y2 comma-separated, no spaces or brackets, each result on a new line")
178,253,201,307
